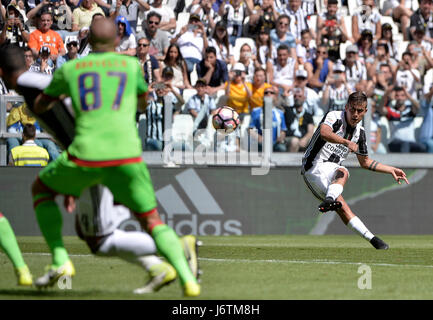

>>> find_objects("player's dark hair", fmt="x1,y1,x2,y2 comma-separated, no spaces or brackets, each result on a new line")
23,124,36,140
0,46,26,74
92,12,105,21
147,11,162,22
347,91,367,108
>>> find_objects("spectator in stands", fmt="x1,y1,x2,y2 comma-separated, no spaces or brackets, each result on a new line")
380,23,398,59
410,26,433,75
207,20,233,66
249,85,287,152
29,46,54,74
171,13,208,75
343,45,368,93
296,29,315,65
145,82,184,151
255,26,274,72
352,0,381,42
281,0,311,40
367,42,398,79
71,0,105,32
9,124,49,166
141,11,169,61
316,0,351,43
115,15,136,56
144,0,176,34
419,83,433,153
248,67,272,110
283,68,323,116
305,44,334,93
41,0,74,38
136,34,161,90
160,43,191,91
6,104,60,163
196,46,228,96
409,0,433,42
23,47,35,70
0,4,29,47
396,51,421,99
28,10,65,61
271,44,298,93
317,14,348,63
383,0,413,40
218,0,251,45
322,61,352,112
75,12,105,57
284,87,314,152
186,78,217,132
379,86,426,153
110,0,149,34
369,101,387,154
56,36,81,68
236,43,256,83
188,0,217,35
270,14,297,59
225,62,252,118
369,63,394,106
247,0,278,36
357,29,375,63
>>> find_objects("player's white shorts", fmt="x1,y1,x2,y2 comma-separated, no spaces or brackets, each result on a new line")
303,162,349,201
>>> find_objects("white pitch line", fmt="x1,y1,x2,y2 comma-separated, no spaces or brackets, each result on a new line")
8,253,433,269
199,257,433,269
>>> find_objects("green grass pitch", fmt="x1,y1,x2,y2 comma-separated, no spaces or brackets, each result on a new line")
1,235,433,300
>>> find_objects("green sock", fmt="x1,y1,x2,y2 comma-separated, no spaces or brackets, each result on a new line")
0,216,26,269
152,224,196,285
34,199,69,268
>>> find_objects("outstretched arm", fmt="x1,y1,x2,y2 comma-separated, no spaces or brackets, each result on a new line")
357,155,410,185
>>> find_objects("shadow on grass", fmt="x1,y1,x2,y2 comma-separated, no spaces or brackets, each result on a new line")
0,288,113,298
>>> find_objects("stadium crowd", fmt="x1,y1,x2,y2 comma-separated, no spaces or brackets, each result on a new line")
1,0,433,157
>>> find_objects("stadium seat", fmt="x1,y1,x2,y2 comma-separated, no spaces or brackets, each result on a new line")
347,0,358,16
308,15,317,33
233,37,256,61
181,89,197,113
396,40,409,60
190,63,198,87
137,113,147,147
175,12,190,36
339,40,353,60
171,114,194,150
184,0,194,11
424,69,433,93
215,89,227,108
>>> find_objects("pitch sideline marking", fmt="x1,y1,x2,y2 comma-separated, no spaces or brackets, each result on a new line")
4,252,433,269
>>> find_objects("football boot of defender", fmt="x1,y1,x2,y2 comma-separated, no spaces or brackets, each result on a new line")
370,236,389,250
35,260,75,289
180,235,202,282
16,265,33,286
318,197,342,213
133,261,177,294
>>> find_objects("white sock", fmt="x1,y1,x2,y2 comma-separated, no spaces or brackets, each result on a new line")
97,229,163,266
347,216,374,241
326,184,344,200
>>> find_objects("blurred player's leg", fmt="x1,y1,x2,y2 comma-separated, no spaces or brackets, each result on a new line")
0,213,33,286
31,180,75,288
95,229,176,293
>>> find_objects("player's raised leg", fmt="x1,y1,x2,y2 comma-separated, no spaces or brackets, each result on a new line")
335,196,389,249
0,212,33,286
31,178,75,288
319,168,347,212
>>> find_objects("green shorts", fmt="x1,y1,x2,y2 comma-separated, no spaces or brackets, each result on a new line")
39,152,157,213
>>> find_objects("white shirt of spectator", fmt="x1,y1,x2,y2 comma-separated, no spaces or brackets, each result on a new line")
282,6,309,40
189,4,216,33
273,57,296,87
224,3,247,37
355,7,381,35
177,30,204,60
208,38,233,62
388,101,417,143
396,68,420,100
390,0,417,10
296,40,316,63
327,84,349,111
258,45,277,66
345,60,367,92
116,33,137,52
145,7,175,27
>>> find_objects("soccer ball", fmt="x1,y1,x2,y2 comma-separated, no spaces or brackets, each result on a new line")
212,106,240,134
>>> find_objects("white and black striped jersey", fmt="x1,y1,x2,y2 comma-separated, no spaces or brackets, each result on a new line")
302,110,368,173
